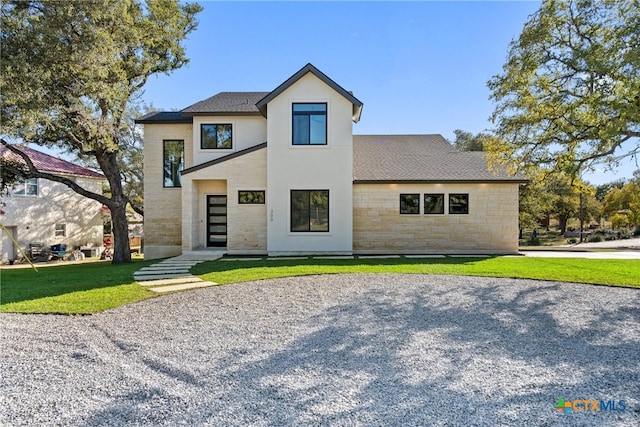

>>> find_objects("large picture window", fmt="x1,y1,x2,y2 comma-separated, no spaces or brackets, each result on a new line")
291,190,329,232
449,194,469,214
400,194,420,214
201,124,232,149
12,178,38,196
424,194,445,214
292,103,327,145
163,140,184,188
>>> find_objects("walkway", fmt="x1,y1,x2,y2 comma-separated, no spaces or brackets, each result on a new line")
133,252,225,293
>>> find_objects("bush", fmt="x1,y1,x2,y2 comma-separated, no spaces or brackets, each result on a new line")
588,234,604,243
528,236,541,246
567,238,578,244
605,234,617,241
635,226,640,237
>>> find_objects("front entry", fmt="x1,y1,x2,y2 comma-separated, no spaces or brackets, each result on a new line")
206,195,227,247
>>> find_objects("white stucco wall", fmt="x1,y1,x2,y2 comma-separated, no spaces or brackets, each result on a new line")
191,116,267,165
0,176,104,263
142,122,193,259
266,73,354,255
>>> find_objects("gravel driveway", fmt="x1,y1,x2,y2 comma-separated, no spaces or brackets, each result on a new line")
1,274,639,426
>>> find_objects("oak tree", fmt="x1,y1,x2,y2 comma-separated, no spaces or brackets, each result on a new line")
1,0,201,263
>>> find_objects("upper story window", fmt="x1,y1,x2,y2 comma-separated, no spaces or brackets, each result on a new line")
292,103,327,145
163,140,184,188
12,178,38,196
201,124,232,149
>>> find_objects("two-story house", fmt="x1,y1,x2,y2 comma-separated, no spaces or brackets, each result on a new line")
0,144,105,263
136,64,525,259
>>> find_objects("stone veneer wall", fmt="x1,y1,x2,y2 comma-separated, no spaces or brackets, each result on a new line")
353,183,519,254
142,123,193,259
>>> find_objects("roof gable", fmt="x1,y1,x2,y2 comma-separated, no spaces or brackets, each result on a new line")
0,143,104,179
255,63,363,122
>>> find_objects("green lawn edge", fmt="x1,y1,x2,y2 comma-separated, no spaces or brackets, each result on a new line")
1,256,638,315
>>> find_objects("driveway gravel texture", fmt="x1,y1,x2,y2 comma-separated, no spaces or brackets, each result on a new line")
1,274,639,426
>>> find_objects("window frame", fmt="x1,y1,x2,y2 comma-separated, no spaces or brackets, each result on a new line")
399,193,420,215
238,190,265,204
449,193,469,215
292,102,328,146
12,177,38,196
163,139,184,188
290,189,330,232
200,123,233,150
424,193,445,215
55,223,66,237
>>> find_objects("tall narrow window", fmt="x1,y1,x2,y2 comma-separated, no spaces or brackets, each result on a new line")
201,124,232,149
292,103,327,145
163,140,184,188
400,194,420,214
449,194,469,214
291,190,329,232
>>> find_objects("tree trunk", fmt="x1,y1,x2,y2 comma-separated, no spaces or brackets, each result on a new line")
559,215,568,235
98,150,131,264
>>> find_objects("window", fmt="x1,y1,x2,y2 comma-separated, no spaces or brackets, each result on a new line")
449,194,469,214
163,140,184,188
201,124,232,149
55,224,66,237
12,178,38,196
291,190,329,232
400,194,420,214
292,103,327,145
238,191,265,204
424,194,445,214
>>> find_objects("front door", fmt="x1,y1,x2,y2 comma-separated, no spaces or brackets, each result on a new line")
207,195,227,247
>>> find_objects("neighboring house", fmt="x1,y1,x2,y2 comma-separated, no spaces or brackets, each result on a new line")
136,64,525,259
0,145,105,263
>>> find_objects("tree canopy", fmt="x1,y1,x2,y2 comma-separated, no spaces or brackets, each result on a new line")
1,0,201,263
487,0,640,178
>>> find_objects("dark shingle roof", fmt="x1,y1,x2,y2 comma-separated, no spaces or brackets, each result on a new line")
134,111,191,124
182,92,270,115
0,143,104,179
353,135,526,182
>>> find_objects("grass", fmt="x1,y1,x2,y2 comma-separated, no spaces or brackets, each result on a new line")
1,256,638,315
0,259,157,314
191,256,640,288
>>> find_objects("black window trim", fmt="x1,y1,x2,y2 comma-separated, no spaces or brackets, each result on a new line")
424,193,445,215
449,193,470,215
200,123,233,150
292,102,328,146
163,139,184,188
399,193,420,215
238,190,266,204
290,189,330,232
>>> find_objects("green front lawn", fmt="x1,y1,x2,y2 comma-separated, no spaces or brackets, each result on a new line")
1,256,638,315
192,256,640,288
0,259,157,314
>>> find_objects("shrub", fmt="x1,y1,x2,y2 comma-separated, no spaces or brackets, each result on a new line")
588,234,604,242
605,234,617,241
567,238,578,244
635,226,640,237
528,237,541,246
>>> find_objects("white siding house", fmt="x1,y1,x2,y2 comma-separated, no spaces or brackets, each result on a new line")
0,145,105,263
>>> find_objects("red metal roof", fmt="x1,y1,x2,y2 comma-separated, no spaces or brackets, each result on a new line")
0,144,104,179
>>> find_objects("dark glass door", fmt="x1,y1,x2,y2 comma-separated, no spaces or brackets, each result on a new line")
207,195,227,247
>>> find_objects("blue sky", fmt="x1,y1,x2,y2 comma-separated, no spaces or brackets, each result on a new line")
140,1,638,185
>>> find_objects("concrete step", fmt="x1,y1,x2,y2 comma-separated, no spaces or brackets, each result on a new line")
134,272,193,281
137,277,204,287
148,281,219,293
